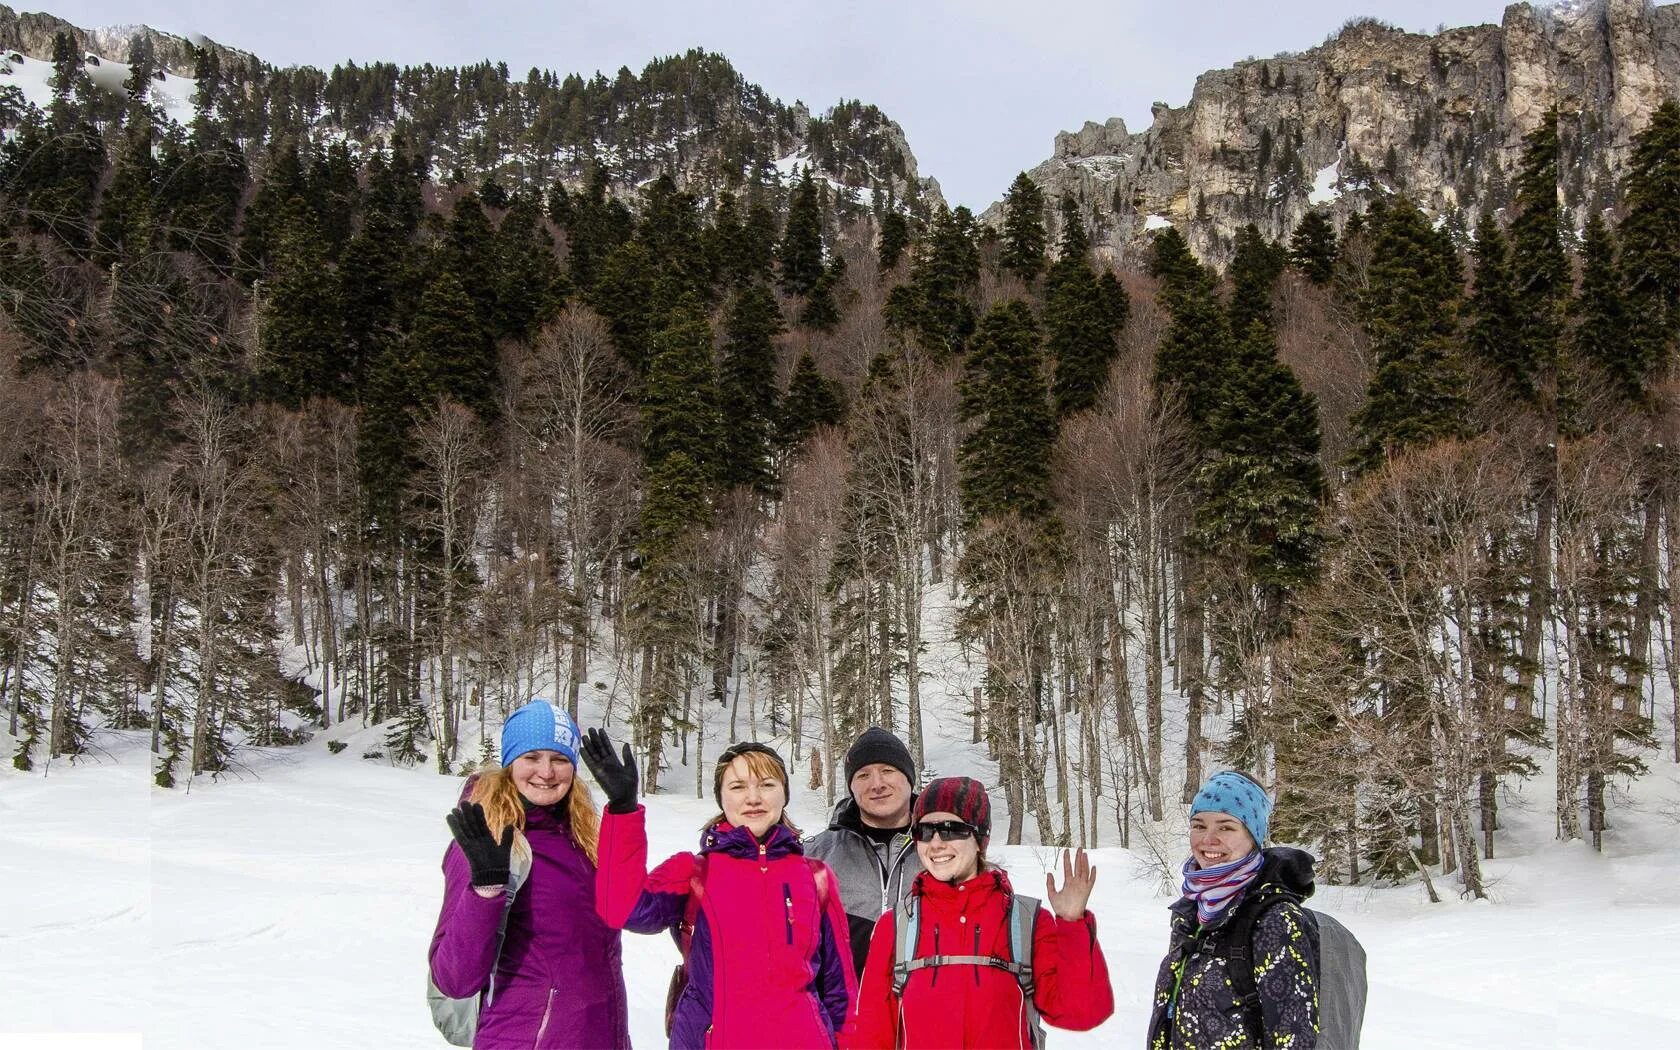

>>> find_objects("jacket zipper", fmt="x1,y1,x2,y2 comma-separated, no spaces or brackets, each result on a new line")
783,882,795,945
533,986,556,1048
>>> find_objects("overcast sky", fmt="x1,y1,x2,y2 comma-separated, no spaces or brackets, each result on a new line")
45,1,1521,208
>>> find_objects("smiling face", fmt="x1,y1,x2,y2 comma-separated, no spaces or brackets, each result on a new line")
913,809,981,884
1189,810,1257,868
510,749,575,808
719,755,787,839
850,762,912,828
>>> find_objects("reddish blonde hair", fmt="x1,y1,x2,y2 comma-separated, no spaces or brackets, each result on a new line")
708,750,800,836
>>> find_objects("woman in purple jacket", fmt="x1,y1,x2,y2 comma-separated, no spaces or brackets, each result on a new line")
428,700,631,1050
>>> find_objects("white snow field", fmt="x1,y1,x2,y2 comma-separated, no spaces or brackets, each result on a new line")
3,718,1679,1050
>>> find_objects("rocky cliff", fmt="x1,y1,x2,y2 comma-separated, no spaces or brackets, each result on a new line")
991,0,1680,268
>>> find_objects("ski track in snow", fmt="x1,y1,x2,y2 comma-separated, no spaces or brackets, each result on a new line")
3,726,1678,1048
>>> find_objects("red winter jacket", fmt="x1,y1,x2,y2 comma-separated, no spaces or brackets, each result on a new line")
844,868,1113,1050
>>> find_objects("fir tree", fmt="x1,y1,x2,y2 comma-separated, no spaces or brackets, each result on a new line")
1347,197,1468,474
1228,224,1287,338
884,206,979,356
959,301,1054,522
1573,214,1637,403
779,168,826,296
1057,194,1089,262
1150,228,1231,438
260,201,347,405
1289,210,1338,285
999,173,1048,282
640,303,722,482
1195,318,1325,594
877,210,911,272
777,351,845,448
718,284,783,493
1621,99,1680,384
409,268,497,421
1507,111,1566,405
441,192,499,340
493,193,565,341
1464,213,1522,398
588,240,663,373
1047,254,1125,418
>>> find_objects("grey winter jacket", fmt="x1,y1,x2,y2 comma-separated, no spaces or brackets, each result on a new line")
802,794,923,977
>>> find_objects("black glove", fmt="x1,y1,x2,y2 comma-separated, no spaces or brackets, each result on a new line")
445,801,514,888
581,728,639,814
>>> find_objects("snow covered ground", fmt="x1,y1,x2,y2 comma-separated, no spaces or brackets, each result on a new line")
4,720,1679,1049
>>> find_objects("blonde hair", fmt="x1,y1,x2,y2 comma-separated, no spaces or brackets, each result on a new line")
708,749,800,836
470,763,601,867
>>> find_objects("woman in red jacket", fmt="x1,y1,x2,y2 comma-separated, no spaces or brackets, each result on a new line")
845,777,1113,1050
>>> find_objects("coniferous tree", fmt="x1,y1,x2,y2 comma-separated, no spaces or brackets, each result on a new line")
1150,228,1230,438
1289,210,1338,285
1047,253,1126,418
999,173,1048,282
777,351,845,448
958,301,1054,522
1573,213,1637,403
798,256,844,331
718,284,783,493
1621,99,1680,385
640,302,722,482
877,209,911,272
1347,197,1468,474
1195,318,1325,595
261,201,347,405
493,193,566,341
884,206,979,356
441,192,499,339
1464,213,1522,397
1227,224,1287,338
779,168,826,296
588,240,663,373
1056,194,1088,262
1507,111,1566,406
409,268,497,421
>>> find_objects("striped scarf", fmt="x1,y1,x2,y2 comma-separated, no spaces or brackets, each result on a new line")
1181,850,1264,925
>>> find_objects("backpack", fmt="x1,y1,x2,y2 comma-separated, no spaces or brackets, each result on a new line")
427,843,534,1047
664,855,835,1037
1213,892,1367,1050
890,891,1046,1050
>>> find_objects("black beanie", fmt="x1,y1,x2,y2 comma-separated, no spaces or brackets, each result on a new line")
844,726,915,786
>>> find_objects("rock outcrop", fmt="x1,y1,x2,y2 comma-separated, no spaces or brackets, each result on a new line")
990,1,1680,268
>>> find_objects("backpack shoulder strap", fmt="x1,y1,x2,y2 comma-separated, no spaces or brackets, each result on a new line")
677,854,708,961
484,837,534,1007
1214,890,1300,1037
1008,895,1046,1050
890,894,919,997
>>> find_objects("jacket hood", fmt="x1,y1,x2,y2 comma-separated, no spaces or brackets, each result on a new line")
826,792,920,834
699,819,805,860
1169,845,1317,926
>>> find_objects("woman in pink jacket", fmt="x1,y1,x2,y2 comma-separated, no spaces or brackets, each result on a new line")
584,732,856,1049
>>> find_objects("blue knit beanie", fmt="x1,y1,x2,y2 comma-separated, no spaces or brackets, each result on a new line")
1189,770,1272,846
500,700,581,768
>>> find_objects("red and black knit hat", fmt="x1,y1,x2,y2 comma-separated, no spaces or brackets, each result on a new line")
910,776,991,849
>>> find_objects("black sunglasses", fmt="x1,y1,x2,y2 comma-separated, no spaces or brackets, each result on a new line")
912,820,977,843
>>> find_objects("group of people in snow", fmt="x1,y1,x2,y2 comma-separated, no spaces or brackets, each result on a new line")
428,699,1328,1050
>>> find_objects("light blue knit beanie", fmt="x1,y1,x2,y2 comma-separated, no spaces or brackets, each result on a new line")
1189,770,1272,846
500,699,581,768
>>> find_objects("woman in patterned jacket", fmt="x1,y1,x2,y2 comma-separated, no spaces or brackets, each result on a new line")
1147,771,1320,1049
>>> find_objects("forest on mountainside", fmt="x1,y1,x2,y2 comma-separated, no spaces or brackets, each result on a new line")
4,29,1680,900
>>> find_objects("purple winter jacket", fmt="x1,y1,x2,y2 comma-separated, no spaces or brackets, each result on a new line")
429,800,630,1050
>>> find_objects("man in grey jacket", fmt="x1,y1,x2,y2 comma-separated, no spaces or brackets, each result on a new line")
804,726,923,978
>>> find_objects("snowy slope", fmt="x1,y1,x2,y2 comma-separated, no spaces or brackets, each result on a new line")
4,723,1677,1049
